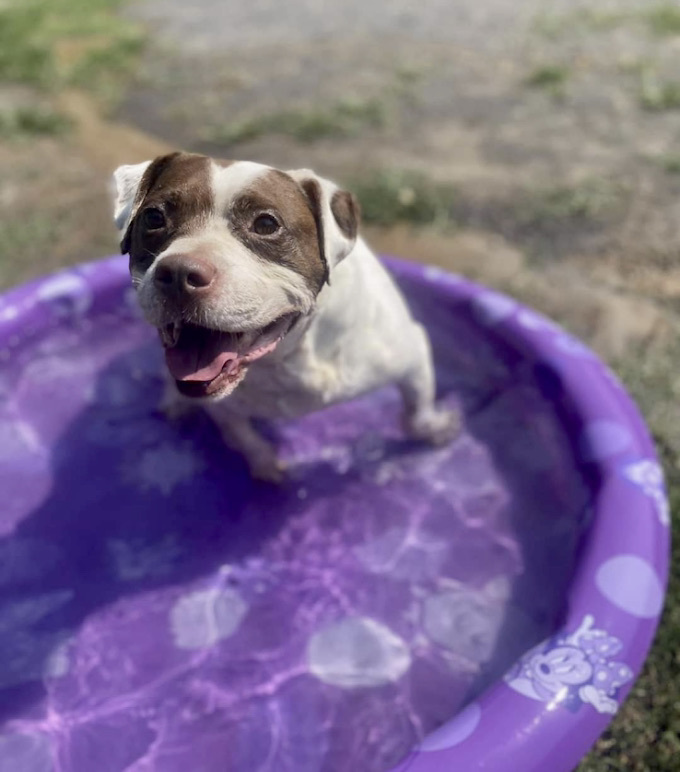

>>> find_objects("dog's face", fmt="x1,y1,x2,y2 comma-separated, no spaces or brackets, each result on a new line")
112,152,359,400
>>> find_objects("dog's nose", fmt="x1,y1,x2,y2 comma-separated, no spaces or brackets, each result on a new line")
153,254,217,297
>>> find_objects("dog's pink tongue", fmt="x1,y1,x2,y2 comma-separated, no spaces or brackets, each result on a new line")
164,327,239,382
165,348,238,381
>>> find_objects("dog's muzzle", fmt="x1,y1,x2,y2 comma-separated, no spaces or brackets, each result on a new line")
153,253,217,310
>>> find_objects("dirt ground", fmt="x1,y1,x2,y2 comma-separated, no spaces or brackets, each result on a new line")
1,0,679,768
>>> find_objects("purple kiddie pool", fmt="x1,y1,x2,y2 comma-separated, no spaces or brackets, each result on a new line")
0,255,670,772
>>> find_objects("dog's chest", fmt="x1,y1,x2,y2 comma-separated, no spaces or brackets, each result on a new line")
234,327,398,419
227,257,411,420
234,348,346,418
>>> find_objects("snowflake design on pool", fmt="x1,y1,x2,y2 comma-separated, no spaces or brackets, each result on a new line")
504,615,633,714
121,441,205,495
621,460,670,527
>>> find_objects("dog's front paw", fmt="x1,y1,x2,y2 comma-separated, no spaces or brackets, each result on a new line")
250,456,288,485
406,406,462,447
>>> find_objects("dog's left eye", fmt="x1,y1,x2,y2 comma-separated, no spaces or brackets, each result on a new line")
142,208,166,230
252,214,280,235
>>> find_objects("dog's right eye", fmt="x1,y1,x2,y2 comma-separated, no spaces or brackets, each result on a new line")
252,213,280,236
142,208,166,230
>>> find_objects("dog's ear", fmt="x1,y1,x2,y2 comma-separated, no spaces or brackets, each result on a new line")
110,160,152,254
287,169,360,276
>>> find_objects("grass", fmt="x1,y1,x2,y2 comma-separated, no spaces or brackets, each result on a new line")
533,4,680,39
391,63,427,103
0,0,144,97
525,64,570,100
0,215,60,286
347,172,622,241
350,169,456,227
393,64,426,88
206,98,386,145
206,66,427,147
658,153,680,173
526,64,570,89
573,9,629,32
639,68,680,111
0,106,71,138
645,4,680,36
520,178,623,225
532,9,628,38
68,33,145,104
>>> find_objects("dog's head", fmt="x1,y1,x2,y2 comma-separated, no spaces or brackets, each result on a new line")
111,152,359,399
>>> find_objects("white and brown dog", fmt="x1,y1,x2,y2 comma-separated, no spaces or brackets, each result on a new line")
112,152,459,481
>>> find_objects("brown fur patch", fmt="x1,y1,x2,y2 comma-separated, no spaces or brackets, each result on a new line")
229,169,328,292
123,152,215,275
299,178,328,282
330,189,360,241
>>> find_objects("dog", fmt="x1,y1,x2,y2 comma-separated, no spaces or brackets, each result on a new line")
112,152,459,481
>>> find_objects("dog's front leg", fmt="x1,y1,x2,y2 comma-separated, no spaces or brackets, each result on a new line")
206,406,286,484
399,324,461,445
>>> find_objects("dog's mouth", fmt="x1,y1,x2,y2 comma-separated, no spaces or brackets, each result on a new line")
159,314,298,398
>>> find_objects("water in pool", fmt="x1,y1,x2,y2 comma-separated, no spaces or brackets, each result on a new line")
0,270,591,771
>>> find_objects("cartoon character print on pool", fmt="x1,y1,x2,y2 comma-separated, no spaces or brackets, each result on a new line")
504,615,633,714
621,459,670,527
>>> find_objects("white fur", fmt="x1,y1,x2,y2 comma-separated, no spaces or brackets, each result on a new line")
111,161,151,232
211,160,271,212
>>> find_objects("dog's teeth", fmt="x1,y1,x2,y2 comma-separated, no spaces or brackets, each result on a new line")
161,322,181,347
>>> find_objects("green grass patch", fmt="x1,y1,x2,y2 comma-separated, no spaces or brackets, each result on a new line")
526,64,570,88
394,64,425,88
350,170,456,227
532,9,628,38
645,3,680,36
575,9,630,32
656,153,680,173
0,106,71,138
0,0,144,97
0,214,60,284
639,68,680,111
533,5,680,39
525,64,570,100
521,178,622,224
69,33,144,103
391,63,427,103
207,98,386,145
